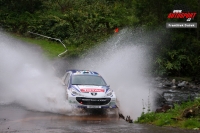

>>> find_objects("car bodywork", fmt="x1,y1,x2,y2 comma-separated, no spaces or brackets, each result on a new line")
61,70,117,109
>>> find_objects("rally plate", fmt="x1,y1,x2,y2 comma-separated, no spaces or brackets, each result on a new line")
87,106,101,108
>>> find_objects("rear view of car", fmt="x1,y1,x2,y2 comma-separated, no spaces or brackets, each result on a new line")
61,70,117,109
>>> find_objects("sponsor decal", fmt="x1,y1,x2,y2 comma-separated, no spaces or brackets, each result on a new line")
80,88,104,92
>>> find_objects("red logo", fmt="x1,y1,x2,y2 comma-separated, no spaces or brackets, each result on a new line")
80,88,104,92
167,10,197,21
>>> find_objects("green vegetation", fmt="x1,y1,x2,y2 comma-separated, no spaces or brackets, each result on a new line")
136,98,200,129
13,34,65,58
0,0,200,76
0,0,137,58
134,0,200,76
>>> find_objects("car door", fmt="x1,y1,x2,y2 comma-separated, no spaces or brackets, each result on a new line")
62,72,71,99
65,73,71,89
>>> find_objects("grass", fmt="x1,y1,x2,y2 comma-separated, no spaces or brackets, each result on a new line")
183,119,200,129
11,34,66,58
136,98,200,129
10,32,109,59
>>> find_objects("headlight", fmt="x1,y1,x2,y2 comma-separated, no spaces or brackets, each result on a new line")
106,89,113,96
70,88,82,96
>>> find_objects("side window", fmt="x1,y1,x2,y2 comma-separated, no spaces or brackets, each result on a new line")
65,74,70,87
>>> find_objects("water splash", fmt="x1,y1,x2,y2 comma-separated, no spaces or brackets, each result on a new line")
0,28,161,119
66,28,156,120
0,32,72,114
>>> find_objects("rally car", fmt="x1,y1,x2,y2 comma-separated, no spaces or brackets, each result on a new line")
61,70,117,109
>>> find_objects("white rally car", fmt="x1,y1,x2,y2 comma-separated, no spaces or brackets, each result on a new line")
61,70,117,109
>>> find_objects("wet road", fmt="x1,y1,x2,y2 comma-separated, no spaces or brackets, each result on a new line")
0,105,199,133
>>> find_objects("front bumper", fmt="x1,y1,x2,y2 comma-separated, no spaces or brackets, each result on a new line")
68,96,117,109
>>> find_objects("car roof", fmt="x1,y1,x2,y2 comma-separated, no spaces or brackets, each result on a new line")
66,70,100,75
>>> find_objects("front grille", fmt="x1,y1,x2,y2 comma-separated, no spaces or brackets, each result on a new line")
76,97,111,105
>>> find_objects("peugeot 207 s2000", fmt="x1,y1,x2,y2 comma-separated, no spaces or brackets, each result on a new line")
61,70,117,109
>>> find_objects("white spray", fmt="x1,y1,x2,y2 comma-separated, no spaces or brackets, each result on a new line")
71,28,155,120
0,32,72,113
0,28,158,120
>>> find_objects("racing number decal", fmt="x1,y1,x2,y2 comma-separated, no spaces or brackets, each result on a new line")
81,89,104,92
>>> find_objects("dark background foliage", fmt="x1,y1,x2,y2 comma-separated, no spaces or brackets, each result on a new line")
0,0,199,76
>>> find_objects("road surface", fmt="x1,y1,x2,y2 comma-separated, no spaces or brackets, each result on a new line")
0,104,199,133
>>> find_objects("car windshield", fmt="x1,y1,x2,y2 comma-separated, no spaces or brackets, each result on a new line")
71,75,107,86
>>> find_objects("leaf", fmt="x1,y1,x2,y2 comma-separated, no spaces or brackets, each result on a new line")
178,55,187,61
165,61,173,70
155,57,162,65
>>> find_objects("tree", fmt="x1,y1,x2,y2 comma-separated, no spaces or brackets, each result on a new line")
134,0,200,76
0,0,43,13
